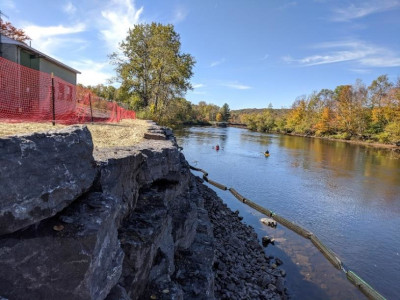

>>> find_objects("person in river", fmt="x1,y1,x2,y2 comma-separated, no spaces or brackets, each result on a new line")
265,149,269,155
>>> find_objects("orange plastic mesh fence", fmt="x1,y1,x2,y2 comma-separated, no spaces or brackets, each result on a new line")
0,57,135,124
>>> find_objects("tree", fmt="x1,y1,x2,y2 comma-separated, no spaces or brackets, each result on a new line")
368,75,393,131
110,23,195,112
0,21,30,43
368,75,392,109
220,103,231,121
158,97,194,126
286,98,307,133
334,85,356,135
256,109,275,132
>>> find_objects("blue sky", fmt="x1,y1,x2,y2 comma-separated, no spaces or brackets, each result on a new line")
2,0,400,109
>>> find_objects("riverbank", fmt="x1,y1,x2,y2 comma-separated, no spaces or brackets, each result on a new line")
199,176,287,299
0,120,287,299
228,123,400,152
176,125,400,299
282,131,400,152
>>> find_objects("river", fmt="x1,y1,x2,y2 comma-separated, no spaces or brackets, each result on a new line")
175,126,400,300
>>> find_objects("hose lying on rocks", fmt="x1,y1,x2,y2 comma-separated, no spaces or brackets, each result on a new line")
190,165,386,300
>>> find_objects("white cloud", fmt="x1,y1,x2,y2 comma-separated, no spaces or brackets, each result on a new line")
17,0,143,87
283,40,400,67
63,2,77,15
210,58,225,67
23,23,86,56
71,59,113,86
100,0,143,51
349,68,371,74
332,0,400,22
223,82,252,90
172,6,188,24
193,83,205,88
360,56,400,67
24,23,85,40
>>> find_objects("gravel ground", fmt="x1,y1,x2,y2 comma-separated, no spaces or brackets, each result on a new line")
196,177,288,300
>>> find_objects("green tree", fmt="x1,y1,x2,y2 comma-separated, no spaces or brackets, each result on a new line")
110,23,195,112
256,109,275,132
220,103,231,122
158,97,194,126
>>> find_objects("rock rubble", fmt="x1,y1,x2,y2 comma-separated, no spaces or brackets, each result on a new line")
198,177,287,300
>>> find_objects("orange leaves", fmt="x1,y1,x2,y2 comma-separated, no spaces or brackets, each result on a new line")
314,107,332,134
0,21,31,43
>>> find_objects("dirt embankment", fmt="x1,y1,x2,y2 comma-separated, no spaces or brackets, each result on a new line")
0,119,150,148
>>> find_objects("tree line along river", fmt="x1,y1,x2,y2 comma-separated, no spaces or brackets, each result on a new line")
175,126,400,300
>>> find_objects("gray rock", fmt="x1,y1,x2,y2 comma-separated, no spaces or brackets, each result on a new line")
268,284,277,292
0,192,123,300
0,126,96,235
260,217,277,227
144,132,166,140
105,284,131,300
276,277,285,293
262,236,275,246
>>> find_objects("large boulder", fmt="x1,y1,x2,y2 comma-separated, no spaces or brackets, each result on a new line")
0,126,96,235
0,192,123,300
95,138,188,218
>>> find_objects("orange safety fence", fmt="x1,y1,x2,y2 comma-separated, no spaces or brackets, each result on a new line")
0,57,135,124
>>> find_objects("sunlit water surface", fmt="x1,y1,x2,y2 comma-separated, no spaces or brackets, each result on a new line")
175,126,400,300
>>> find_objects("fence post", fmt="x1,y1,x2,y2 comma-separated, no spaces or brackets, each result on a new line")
51,72,55,126
89,93,94,123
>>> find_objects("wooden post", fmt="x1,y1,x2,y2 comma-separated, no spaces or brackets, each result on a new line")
51,72,55,125
89,93,94,123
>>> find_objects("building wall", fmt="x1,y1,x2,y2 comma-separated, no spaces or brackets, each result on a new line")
1,42,77,85
1,43,18,63
20,49,40,71
39,59,77,85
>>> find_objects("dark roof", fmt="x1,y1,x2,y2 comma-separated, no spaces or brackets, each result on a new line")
0,34,81,74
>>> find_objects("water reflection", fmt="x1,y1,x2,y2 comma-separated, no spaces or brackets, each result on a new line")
176,127,400,300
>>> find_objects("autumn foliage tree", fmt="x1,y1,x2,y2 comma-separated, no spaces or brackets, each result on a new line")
238,75,400,144
0,21,30,43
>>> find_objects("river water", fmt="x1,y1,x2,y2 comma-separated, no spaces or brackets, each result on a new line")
175,126,400,300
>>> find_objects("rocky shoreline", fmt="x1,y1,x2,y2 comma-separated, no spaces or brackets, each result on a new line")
199,177,287,300
0,122,287,299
